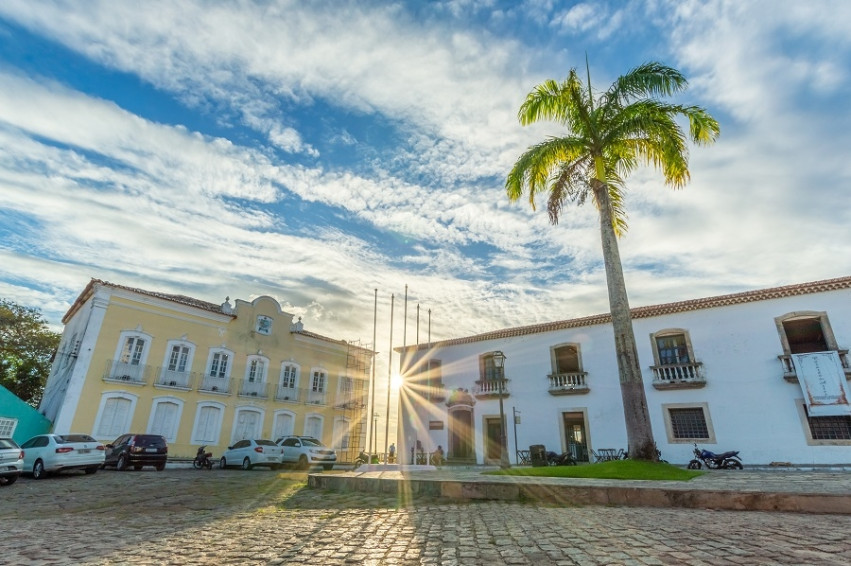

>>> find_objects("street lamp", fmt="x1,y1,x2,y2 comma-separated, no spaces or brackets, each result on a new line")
492,350,510,469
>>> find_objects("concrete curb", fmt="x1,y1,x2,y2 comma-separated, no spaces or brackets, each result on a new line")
308,472,851,514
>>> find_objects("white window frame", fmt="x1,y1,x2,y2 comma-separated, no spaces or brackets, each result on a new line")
206,348,234,379
303,413,324,439
311,369,327,392
231,406,265,443
146,396,184,443
332,416,350,450
114,331,153,367
272,410,296,441
190,402,225,445
0,417,18,438
280,362,300,390
245,355,269,384
92,392,138,441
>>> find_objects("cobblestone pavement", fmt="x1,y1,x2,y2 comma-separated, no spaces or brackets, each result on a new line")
2,468,850,565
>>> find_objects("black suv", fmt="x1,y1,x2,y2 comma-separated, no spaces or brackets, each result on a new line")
103,434,168,471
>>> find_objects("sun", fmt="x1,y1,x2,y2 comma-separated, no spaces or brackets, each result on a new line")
390,372,404,390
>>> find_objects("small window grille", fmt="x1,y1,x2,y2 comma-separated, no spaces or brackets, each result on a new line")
669,407,709,439
806,409,851,440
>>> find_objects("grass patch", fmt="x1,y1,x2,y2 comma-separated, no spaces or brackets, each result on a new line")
484,459,703,481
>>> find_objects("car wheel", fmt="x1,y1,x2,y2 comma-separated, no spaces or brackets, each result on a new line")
155,463,166,471
242,457,253,470
32,460,46,480
116,454,128,471
297,455,309,470
1,475,19,485
85,467,98,475
219,457,227,469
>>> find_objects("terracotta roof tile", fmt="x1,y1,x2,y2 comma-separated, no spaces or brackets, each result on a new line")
413,275,851,351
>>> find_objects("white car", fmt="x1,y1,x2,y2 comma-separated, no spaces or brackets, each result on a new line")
0,438,24,486
21,434,105,479
219,439,283,470
276,436,337,470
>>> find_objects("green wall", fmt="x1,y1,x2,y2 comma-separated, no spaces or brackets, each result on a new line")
0,384,51,444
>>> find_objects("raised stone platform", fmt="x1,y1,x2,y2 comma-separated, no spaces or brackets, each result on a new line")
308,467,851,514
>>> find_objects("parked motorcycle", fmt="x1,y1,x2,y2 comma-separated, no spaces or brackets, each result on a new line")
546,451,577,466
353,451,369,469
688,443,742,469
193,445,214,470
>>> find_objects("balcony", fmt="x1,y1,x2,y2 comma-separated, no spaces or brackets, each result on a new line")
651,362,706,390
473,378,510,400
425,384,447,402
199,375,231,394
779,350,851,382
155,368,197,390
547,372,590,395
275,386,301,402
238,379,269,399
306,390,327,406
103,359,151,386
334,392,366,410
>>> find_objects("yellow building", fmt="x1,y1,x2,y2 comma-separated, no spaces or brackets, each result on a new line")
39,279,371,463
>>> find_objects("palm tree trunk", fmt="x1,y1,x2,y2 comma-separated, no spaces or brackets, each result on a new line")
591,179,657,460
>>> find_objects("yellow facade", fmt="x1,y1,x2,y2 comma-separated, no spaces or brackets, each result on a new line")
41,280,371,462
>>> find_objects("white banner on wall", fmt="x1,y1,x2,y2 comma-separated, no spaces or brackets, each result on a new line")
791,351,851,416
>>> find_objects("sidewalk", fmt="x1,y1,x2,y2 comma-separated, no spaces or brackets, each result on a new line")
309,465,851,514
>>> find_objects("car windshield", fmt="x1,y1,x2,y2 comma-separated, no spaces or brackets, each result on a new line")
0,438,19,449
255,439,277,446
57,434,97,443
301,438,323,447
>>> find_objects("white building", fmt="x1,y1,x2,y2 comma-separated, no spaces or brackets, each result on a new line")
397,276,851,467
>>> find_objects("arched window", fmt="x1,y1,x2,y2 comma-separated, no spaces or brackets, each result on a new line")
147,397,184,442
93,392,138,440
191,402,225,444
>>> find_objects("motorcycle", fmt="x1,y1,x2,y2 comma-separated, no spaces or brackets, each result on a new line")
546,451,576,466
193,445,214,470
353,451,369,469
688,443,742,469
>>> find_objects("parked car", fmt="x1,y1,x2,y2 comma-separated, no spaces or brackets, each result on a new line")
219,439,283,470
276,435,337,470
21,434,105,479
0,438,24,486
103,434,168,471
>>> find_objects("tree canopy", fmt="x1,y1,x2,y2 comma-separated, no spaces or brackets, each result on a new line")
0,299,61,407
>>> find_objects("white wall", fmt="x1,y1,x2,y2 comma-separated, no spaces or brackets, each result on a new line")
400,284,851,466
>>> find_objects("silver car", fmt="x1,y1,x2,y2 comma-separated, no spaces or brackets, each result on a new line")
0,438,24,486
219,439,283,470
21,434,105,479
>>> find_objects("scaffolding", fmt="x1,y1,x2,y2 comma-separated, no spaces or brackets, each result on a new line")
337,339,372,463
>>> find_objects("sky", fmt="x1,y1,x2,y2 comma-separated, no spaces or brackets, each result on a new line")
2,1,851,442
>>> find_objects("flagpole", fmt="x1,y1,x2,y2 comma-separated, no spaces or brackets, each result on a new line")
369,289,377,459
383,294,394,463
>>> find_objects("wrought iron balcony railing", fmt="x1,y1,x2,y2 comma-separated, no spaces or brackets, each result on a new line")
103,359,151,385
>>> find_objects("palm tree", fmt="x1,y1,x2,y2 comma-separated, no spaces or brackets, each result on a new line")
505,61,719,460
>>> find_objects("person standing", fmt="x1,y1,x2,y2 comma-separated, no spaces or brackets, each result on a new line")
388,443,396,463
